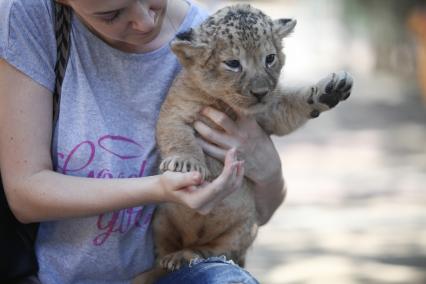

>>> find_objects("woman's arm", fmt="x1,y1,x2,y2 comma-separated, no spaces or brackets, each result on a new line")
250,167,286,226
194,107,287,226
0,59,176,223
0,60,244,223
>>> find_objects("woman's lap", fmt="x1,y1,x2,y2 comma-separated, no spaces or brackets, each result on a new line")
155,256,259,284
17,257,259,284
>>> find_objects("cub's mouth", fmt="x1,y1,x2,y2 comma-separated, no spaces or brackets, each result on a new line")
224,93,270,115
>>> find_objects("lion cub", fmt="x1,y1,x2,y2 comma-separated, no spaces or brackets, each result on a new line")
150,3,352,280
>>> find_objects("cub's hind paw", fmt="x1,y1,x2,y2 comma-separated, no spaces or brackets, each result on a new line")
308,71,353,117
159,155,210,180
160,250,201,271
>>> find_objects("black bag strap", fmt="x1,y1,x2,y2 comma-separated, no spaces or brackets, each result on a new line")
53,3,72,123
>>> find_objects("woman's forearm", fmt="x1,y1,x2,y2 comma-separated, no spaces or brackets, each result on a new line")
6,169,164,223
253,171,287,226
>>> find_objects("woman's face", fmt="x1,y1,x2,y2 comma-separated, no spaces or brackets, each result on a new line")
63,0,168,50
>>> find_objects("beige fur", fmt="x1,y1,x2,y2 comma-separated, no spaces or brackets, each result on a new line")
135,4,353,283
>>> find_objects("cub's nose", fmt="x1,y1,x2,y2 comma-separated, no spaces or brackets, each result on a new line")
250,89,269,102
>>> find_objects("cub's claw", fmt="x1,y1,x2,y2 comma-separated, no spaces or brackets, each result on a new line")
160,250,201,271
317,71,353,108
159,156,210,180
307,71,353,118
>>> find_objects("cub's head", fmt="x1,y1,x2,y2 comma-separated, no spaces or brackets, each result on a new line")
171,4,296,114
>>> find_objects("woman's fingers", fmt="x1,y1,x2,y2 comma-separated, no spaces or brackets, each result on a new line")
195,137,227,161
197,149,245,214
197,161,244,215
194,121,235,149
201,107,239,134
168,149,245,215
222,148,238,175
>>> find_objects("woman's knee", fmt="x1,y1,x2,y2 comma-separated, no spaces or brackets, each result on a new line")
156,256,259,284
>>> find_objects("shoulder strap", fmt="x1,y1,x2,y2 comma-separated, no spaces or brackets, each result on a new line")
53,3,72,123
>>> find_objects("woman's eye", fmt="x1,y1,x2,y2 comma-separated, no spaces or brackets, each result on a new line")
265,54,276,67
224,60,242,72
102,10,123,24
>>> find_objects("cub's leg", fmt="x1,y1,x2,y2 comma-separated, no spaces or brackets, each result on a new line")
156,114,211,179
159,221,257,271
258,71,353,136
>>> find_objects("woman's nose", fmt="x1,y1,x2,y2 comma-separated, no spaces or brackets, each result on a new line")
129,2,156,32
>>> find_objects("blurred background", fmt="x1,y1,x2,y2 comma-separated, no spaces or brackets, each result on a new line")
195,0,426,283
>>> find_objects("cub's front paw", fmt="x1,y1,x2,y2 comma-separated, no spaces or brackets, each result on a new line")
308,71,353,118
159,155,210,180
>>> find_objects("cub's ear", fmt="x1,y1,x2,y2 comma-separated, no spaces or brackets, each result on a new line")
272,18,297,39
171,28,210,67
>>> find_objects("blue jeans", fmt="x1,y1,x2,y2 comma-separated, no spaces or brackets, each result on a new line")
156,256,259,284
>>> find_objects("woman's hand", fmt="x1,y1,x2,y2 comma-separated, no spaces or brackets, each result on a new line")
193,107,286,225
194,107,282,185
159,148,244,215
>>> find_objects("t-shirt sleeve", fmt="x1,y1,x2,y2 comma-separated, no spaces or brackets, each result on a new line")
192,5,210,27
0,0,57,92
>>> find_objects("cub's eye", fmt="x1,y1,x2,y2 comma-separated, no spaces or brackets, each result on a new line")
265,54,276,67
224,60,242,72
225,60,241,68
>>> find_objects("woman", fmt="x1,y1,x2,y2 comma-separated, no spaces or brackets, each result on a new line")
0,0,286,283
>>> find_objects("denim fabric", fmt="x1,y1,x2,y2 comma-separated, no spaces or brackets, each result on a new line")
156,256,259,284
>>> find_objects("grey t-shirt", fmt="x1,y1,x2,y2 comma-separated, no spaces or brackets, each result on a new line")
0,0,208,282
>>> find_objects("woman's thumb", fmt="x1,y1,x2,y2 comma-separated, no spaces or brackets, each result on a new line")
174,171,203,189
